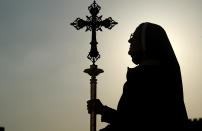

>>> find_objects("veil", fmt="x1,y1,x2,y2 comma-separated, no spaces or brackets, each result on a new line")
132,22,186,102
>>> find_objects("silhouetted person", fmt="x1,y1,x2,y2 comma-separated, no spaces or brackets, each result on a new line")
87,22,188,130
0,127,4,131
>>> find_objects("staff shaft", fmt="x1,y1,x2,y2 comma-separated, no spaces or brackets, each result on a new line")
84,64,103,131
90,76,97,131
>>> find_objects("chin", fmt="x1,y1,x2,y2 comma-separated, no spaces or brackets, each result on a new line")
132,58,139,65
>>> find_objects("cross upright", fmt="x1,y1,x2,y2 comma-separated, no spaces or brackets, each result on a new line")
71,0,118,64
70,1,117,131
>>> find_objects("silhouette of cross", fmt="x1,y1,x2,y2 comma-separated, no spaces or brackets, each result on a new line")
71,0,118,64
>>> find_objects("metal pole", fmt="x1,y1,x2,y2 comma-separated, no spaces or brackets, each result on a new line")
84,64,103,131
90,76,97,131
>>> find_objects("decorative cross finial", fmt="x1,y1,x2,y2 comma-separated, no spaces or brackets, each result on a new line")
71,0,118,64
70,1,117,131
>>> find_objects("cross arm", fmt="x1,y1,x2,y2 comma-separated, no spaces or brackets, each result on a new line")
70,17,92,31
100,17,118,30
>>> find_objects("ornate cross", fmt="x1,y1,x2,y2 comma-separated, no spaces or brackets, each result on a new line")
70,1,117,131
71,0,117,64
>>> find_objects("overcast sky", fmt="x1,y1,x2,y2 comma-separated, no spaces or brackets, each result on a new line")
0,0,202,131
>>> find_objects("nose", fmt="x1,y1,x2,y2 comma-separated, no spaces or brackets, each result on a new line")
128,39,132,44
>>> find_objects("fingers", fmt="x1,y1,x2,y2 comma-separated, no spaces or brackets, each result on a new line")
87,100,94,114
87,99,96,114
87,100,95,114
87,99,100,104
87,99,103,114
87,99,101,107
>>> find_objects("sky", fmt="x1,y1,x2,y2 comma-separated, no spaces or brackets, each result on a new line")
0,0,202,131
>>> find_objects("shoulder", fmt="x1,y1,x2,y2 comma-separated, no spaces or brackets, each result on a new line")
126,65,163,81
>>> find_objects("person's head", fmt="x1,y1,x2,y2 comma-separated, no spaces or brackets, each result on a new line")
128,22,179,67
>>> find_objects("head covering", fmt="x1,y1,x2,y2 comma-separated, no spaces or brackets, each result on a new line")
129,22,184,99
137,22,179,68
140,22,149,52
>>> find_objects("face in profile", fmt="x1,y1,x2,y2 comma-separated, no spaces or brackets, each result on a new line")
128,28,144,65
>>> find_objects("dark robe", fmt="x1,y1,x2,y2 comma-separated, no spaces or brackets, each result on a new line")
99,22,188,130
100,64,188,131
